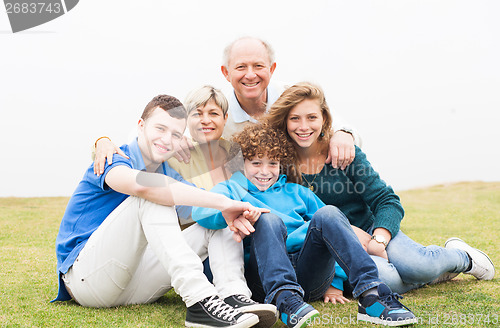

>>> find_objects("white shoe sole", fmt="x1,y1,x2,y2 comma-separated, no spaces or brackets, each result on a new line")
290,309,319,328
185,313,259,328
239,303,278,328
445,237,495,280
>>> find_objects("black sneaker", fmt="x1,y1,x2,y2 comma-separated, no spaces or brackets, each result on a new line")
276,290,319,328
185,295,259,328
224,294,278,328
357,284,418,326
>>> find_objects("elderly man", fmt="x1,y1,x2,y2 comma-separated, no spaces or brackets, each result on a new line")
220,36,360,170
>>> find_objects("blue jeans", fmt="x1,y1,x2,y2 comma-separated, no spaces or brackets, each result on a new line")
245,206,382,304
371,229,470,294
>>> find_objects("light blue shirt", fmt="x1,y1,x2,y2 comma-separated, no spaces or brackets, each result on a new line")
227,82,284,124
222,82,285,139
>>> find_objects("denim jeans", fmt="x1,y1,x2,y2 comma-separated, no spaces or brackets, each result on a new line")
370,229,470,294
246,205,382,304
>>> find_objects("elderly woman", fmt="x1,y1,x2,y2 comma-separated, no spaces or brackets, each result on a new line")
167,86,232,202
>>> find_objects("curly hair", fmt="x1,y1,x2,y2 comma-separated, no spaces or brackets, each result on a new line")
229,123,300,183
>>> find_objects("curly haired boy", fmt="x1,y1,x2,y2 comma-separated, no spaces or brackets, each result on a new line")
192,123,418,328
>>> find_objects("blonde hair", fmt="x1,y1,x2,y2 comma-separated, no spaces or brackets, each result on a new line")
184,85,229,116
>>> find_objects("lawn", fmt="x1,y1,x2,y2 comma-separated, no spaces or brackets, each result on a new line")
0,182,498,327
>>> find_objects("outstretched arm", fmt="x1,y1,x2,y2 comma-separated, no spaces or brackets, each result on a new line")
104,166,269,232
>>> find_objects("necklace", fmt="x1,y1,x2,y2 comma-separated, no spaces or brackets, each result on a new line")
301,173,318,192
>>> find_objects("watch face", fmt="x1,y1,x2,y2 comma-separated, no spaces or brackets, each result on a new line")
373,235,387,246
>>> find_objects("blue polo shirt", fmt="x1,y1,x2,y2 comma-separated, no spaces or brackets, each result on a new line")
53,138,194,302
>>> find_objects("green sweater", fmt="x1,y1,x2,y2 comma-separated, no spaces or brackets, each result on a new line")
301,146,404,238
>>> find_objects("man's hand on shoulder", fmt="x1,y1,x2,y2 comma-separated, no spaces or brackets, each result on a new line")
325,131,355,170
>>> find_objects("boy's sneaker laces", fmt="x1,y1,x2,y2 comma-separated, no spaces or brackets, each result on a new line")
205,296,241,321
185,295,259,327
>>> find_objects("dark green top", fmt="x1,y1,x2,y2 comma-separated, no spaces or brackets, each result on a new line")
301,146,404,238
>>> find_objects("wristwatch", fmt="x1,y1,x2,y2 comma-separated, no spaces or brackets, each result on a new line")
371,235,388,248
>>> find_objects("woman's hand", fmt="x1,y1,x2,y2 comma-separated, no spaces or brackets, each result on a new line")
368,228,391,260
93,137,129,176
351,225,371,252
323,286,350,304
367,239,389,260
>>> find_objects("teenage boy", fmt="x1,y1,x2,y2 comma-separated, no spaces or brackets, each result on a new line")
52,95,272,328
192,124,418,328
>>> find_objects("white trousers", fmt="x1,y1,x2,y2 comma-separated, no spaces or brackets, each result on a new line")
62,196,250,308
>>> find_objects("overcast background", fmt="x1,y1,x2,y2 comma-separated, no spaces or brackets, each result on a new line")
1,0,499,197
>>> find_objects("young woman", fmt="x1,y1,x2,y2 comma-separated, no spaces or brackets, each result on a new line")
264,82,495,296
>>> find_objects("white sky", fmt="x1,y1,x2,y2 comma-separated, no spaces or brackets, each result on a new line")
1,0,499,197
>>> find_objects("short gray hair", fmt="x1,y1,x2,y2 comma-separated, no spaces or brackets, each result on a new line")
222,36,275,68
184,85,229,116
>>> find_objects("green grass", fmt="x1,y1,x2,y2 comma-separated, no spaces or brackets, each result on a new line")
1,182,499,327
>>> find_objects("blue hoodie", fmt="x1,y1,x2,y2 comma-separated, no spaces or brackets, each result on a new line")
192,171,347,290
